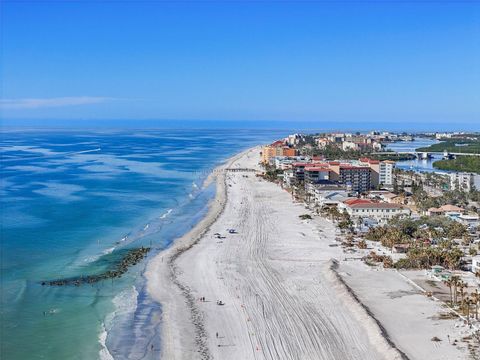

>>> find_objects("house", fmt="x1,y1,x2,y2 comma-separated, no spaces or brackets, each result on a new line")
427,204,465,216
307,182,349,207
382,192,399,203
367,191,398,203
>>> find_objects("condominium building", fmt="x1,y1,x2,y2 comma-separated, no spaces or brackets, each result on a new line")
304,165,330,183
359,158,394,187
379,161,395,186
261,141,297,164
329,162,372,193
449,172,474,192
339,199,411,223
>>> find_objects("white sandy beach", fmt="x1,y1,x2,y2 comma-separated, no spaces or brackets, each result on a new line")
146,147,469,360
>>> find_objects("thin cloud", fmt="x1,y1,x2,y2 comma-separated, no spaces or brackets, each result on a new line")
0,96,113,109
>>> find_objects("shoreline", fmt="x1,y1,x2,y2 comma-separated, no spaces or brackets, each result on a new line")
146,146,401,359
145,147,251,359
145,146,467,360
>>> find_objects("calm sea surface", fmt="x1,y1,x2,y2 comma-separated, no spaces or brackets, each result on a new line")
0,129,286,360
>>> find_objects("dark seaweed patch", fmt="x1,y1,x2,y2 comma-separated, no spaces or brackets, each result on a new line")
41,247,150,286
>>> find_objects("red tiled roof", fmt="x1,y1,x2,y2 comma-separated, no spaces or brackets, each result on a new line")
292,162,309,167
270,140,285,147
359,157,380,164
305,166,330,171
339,165,370,170
429,205,465,213
344,198,373,205
439,204,464,212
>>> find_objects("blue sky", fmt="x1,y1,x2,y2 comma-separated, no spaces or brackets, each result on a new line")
1,1,479,129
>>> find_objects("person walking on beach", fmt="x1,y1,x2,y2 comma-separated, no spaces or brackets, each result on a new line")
216,332,218,338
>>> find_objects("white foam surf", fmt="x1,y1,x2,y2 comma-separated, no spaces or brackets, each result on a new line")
160,208,173,219
99,322,114,360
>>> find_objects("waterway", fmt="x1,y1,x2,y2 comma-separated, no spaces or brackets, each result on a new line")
385,138,480,188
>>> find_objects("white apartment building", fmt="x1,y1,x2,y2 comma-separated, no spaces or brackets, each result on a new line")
338,199,411,223
273,156,309,170
286,133,304,146
342,141,359,151
450,172,474,192
283,170,296,187
379,161,395,186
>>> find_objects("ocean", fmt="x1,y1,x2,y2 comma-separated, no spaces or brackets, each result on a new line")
0,128,286,360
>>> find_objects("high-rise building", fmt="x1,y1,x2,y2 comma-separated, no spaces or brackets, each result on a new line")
449,172,474,192
329,162,372,193
379,161,395,186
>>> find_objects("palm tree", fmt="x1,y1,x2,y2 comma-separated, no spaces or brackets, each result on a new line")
450,275,461,306
458,281,467,306
464,295,473,324
471,289,480,321
444,278,453,305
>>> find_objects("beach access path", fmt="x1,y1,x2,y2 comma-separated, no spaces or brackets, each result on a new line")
147,147,404,360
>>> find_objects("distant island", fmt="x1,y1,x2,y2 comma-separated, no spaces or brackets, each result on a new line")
416,137,480,154
433,157,480,174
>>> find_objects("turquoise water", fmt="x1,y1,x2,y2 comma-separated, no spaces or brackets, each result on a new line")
0,129,286,360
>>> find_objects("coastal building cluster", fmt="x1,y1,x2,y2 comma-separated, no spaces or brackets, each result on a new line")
259,131,480,342
314,131,413,151
261,132,480,262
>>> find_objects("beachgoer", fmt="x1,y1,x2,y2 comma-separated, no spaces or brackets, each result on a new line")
216,332,218,338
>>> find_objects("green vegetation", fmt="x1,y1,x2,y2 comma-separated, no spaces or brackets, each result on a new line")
263,164,283,182
433,156,480,174
299,214,312,220
416,138,480,154
369,153,416,161
412,185,480,211
302,143,415,161
365,216,469,270
394,241,464,270
301,144,367,160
